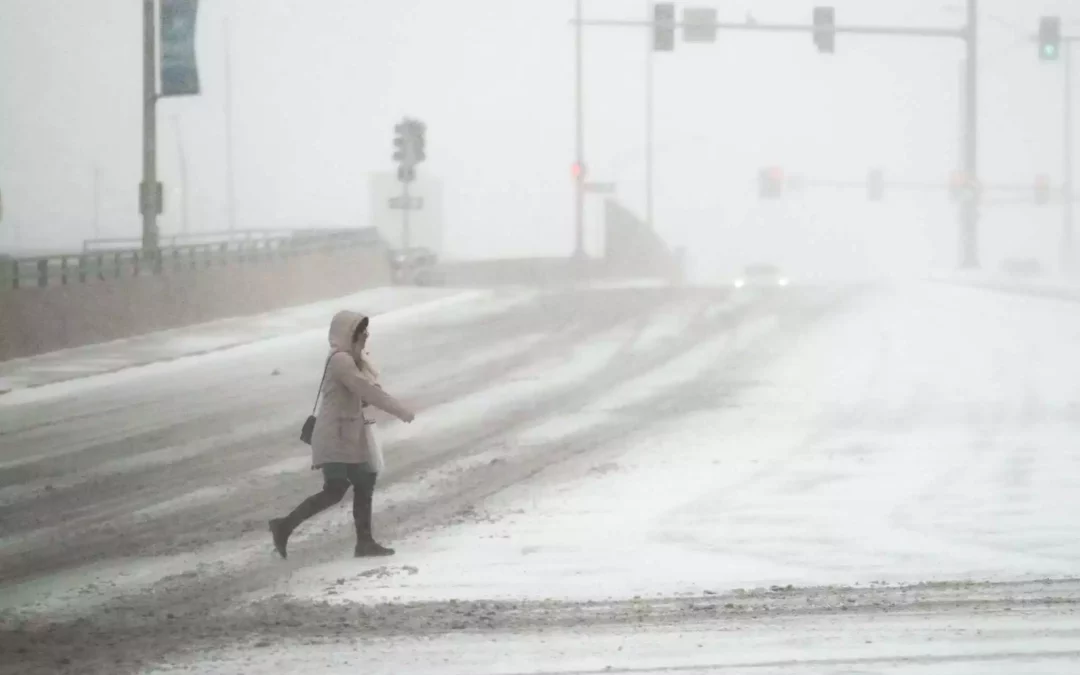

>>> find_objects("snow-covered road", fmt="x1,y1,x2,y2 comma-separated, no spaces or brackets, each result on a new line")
3,281,1080,674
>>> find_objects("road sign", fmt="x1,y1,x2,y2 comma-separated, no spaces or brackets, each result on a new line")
389,195,424,210
584,182,616,194
160,0,201,97
683,7,718,43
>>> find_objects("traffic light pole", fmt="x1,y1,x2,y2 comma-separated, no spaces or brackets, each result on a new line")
573,0,586,260
1064,39,1075,275
960,0,979,269
573,7,980,269
576,18,963,39
402,180,412,251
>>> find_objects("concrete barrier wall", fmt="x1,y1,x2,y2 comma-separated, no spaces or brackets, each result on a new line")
0,247,390,361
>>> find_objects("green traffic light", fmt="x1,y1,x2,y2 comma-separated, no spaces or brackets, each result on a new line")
1043,43,1059,59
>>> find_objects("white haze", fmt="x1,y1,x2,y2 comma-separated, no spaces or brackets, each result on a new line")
0,0,1076,281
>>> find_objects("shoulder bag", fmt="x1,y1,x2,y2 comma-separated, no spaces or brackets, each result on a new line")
300,354,333,445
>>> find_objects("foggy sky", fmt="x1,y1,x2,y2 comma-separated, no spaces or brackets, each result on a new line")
0,0,1076,280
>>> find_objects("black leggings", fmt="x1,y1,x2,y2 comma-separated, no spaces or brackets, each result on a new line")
283,466,377,537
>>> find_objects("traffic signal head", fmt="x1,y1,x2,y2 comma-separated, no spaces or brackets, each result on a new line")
867,168,884,202
1035,174,1051,204
393,122,408,163
408,119,427,163
758,166,784,199
1039,16,1061,61
948,171,966,201
393,118,427,166
653,2,675,52
813,6,835,54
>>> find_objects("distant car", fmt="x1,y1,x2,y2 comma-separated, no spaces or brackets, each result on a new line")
389,247,440,285
733,263,789,290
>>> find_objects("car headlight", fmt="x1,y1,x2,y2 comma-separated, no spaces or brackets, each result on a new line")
778,278,789,286
734,279,745,288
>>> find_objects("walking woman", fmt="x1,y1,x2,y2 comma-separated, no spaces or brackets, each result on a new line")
270,310,415,558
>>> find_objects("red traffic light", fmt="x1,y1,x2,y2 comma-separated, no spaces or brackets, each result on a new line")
1035,173,1051,204
571,161,585,180
758,166,785,199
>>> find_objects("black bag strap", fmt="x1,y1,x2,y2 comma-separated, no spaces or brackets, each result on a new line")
310,353,335,415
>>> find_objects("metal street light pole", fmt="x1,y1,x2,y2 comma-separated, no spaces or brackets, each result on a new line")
141,0,160,253
225,16,238,233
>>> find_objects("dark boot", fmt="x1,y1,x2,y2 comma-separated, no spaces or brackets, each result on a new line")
270,480,349,559
353,470,394,557
269,518,291,559
355,538,395,557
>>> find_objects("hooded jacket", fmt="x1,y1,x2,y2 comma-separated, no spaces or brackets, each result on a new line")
310,310,413,469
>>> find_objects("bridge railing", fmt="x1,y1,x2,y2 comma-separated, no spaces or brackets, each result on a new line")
81,229,298,253
1,228,384,291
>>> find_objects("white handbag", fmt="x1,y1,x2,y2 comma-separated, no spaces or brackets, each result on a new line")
363,420,385,474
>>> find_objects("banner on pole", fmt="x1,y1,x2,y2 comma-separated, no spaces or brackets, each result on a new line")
161,0,201,97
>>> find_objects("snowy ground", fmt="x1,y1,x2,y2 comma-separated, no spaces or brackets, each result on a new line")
933,268,1080,304
249,282,1080,609
144,601,1080,675
3,281,1080,674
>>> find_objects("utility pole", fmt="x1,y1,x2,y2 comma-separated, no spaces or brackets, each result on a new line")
224,16,237,233
644,0,655,230
141,0,160,253
574,0,585,259
959,0,980,269
1064,40,1075,274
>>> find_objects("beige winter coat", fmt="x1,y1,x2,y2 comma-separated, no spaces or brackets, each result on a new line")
310,310,413,469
